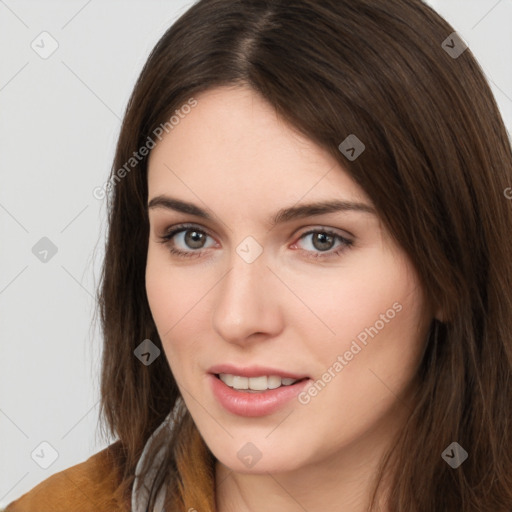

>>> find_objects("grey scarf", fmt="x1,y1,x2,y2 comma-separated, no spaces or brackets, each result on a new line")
131,397,186,512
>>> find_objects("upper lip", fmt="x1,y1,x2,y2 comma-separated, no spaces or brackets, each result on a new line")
208,364,310,380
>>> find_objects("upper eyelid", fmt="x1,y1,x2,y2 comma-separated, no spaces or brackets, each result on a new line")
161,223,214,239
151,209,359,235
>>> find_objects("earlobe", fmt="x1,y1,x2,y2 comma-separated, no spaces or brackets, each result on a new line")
432,300,445,323
434,304,448,324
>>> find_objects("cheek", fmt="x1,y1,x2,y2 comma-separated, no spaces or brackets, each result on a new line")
145,245,198,328
145,247,212,368
145,248,170,329
296,249,428,387
287,250,417,347
297,273,428,450
145,248,186,358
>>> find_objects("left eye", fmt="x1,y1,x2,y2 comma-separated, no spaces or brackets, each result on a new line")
158,224,353,259
291,229,353,259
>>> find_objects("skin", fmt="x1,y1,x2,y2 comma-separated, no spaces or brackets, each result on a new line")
145,85,434,512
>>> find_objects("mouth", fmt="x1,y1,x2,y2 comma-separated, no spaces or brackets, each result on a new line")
213,373,310,393
208,372,312,417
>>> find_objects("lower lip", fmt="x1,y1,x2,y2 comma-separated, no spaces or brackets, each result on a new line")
209,374,311,417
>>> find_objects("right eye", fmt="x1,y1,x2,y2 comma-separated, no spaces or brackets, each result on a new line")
158,224,217,258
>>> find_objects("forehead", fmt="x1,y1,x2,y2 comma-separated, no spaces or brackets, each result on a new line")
147,85,371,212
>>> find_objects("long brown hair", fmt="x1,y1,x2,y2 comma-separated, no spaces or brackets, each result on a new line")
96,0,512,510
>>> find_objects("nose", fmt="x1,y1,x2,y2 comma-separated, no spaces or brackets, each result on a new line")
212,250,284,345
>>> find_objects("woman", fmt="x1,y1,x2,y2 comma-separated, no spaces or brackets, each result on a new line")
5,0,512,510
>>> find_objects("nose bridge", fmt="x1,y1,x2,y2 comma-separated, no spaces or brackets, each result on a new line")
223,233,269,300
212,242,282,342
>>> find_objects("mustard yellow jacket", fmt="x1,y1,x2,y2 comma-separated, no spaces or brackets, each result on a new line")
3,441,130,512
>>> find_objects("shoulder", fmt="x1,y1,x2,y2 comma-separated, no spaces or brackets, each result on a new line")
3,441,130,512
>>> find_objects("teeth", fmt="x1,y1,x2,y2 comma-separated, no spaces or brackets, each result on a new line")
221,373,234,387
267,376,281,389
218,374,300,391
232,375,249,389
247,376,267,391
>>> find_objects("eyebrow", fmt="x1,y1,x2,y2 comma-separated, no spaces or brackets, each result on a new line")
147,195,376,226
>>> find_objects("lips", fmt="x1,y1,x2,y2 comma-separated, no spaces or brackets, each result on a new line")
208,373,311,416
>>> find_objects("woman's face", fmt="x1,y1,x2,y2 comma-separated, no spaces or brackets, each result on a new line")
146,85,432,475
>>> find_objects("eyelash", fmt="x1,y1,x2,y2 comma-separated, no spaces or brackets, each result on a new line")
157,223,353,261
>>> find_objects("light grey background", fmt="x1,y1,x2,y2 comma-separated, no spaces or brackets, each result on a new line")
1,0,511,506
